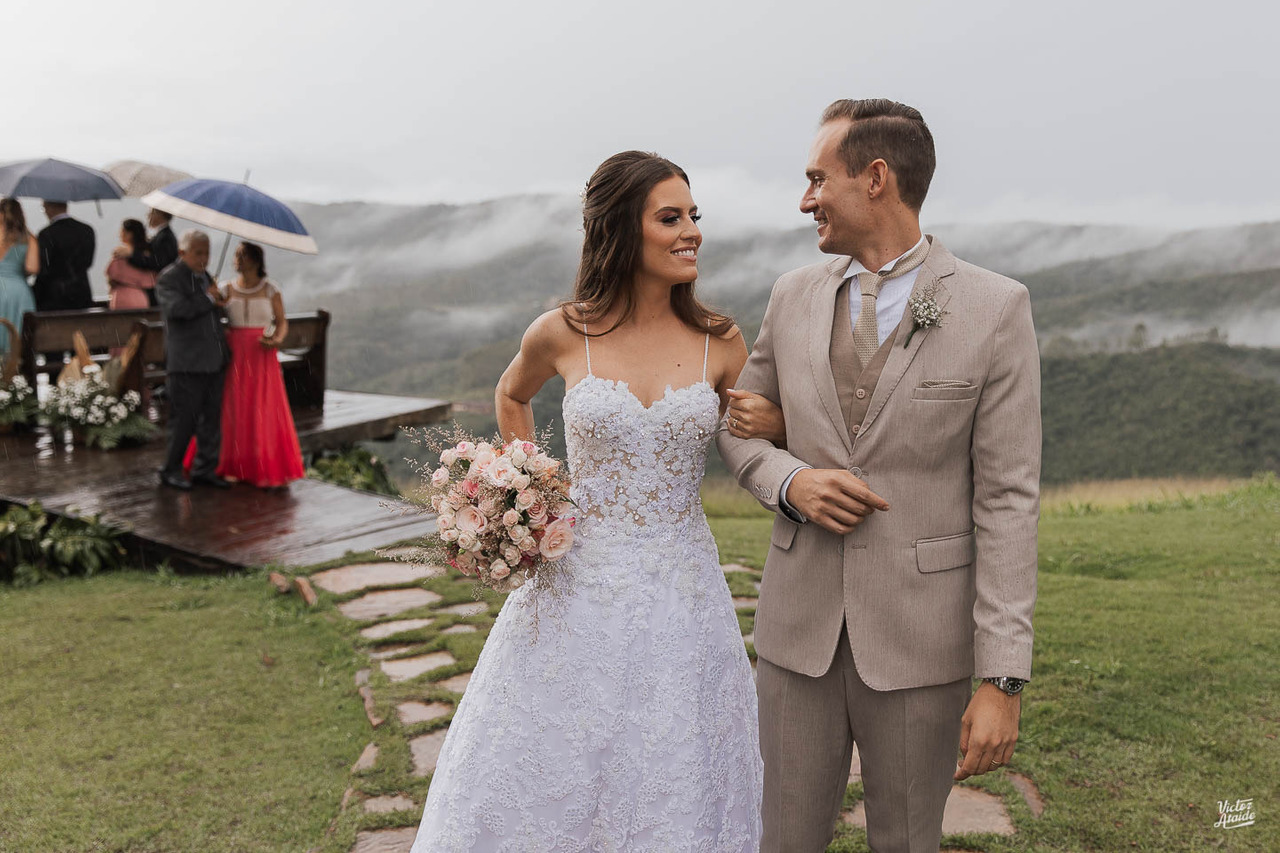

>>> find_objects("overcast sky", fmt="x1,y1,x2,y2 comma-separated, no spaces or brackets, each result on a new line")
10,0,1278,231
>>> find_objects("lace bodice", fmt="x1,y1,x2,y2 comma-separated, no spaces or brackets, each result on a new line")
562,331,718,538
223,279,278,328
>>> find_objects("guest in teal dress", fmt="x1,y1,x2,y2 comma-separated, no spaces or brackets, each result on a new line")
0,199,39,354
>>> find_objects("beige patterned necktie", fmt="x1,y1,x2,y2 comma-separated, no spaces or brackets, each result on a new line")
852,240,931,365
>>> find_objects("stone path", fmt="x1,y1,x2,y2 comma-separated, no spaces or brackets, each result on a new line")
300,554,1040,852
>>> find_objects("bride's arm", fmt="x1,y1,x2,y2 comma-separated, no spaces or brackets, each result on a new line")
495,310,566,443
715,326,786,446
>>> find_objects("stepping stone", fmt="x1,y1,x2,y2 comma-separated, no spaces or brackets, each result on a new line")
351,826,419,853
436,601,487,617
721,562,759,575
363,794,417,814
381,651,457,682
733,597,758,609
743,632,755,646
339,589,442,621
441,624,479,634
352,742,379,772
844,786,1014,835
849,744,861,783
312,562,442,594
397,701,452,725
410,729,449,776
368,644,419,661
1008,771,1046,817
355,668,371,687
436,672,472,693
360,617,435,640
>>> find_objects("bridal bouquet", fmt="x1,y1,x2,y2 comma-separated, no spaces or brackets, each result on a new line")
407,430,576,594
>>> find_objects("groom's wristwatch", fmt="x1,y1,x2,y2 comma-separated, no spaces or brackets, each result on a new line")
983,676,1026,696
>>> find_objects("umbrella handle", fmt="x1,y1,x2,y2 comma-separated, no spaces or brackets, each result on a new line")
214,231,232,279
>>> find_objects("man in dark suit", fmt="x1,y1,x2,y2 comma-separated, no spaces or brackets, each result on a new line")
112,208,179,307
156,230,230,490
33,201,95,311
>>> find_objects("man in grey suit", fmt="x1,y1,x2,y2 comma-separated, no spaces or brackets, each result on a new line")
718,99,1041,852
156,230,230,490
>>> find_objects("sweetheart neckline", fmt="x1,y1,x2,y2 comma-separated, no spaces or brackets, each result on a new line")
564,375,716,412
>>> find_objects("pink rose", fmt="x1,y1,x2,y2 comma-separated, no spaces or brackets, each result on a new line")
489,559,511,580
526,503,548,529
539,518,574,560
509,524,530,542
520,536,539,554
460,479,480,499
454,506,488,534
503,544,522,565
502,509,521,527
455,441,475,459
472,444,496,470
440,528,459,543
456,530,479,551
437,513,455,530
478,497,500,518
431,467,450,488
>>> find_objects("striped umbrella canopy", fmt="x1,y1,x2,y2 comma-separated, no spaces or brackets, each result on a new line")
0,158,123,201
141,178,318,255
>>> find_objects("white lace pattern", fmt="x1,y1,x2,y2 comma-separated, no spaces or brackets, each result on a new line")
411,362,763,852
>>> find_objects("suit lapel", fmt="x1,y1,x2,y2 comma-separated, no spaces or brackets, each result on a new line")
808,256,855,455
861,237,957,434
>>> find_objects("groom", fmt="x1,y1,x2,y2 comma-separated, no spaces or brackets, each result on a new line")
717,98,1040,852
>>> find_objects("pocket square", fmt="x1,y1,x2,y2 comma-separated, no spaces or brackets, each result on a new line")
918,379,975,389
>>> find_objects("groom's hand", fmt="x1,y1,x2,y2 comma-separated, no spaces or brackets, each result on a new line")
786,469,888,535
954,682,1021,780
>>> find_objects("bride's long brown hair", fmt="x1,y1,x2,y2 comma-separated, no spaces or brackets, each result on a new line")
560,151,733,337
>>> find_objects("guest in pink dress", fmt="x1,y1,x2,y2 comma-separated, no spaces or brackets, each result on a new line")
104,219,156,310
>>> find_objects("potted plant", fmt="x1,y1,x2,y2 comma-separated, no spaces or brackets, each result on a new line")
41,365,156,450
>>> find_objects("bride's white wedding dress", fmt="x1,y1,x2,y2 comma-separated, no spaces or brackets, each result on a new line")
411,332,763,852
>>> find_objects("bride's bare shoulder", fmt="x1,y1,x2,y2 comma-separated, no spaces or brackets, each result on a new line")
521,307,584,358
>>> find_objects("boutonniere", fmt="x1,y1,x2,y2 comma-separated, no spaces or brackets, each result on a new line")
904,289,945,348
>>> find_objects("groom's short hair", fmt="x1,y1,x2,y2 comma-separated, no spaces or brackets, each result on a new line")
821,99,936,211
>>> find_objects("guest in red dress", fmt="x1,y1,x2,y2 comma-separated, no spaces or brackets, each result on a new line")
185,241,304,487
104,219,156,309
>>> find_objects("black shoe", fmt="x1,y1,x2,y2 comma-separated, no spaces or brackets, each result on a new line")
192,474,232,489
159,472,193,491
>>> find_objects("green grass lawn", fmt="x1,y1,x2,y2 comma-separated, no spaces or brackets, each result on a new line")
0,572,369,853
2,476,1276,852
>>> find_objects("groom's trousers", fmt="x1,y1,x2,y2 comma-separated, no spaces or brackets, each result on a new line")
757,622,970,853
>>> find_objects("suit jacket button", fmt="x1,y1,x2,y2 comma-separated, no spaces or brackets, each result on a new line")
851,424,861,435
849,467,863,479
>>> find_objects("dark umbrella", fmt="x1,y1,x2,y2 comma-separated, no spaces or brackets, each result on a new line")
0,158,124,202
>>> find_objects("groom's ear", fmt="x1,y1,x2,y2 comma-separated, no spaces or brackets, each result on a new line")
866,159,891,200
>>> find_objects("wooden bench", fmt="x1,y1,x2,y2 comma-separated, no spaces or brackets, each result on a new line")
134,310,331,410
19,308,161,386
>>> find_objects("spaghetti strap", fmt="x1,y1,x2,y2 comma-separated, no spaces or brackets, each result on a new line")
701,333,710,383
582,323,593,376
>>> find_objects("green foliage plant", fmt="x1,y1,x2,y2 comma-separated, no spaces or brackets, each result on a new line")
307,444,400,496
0,501,127,586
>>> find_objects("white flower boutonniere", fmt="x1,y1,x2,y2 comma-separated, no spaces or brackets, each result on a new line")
904,291,945,348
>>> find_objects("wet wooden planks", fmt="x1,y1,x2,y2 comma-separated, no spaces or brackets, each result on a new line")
0,389,449,570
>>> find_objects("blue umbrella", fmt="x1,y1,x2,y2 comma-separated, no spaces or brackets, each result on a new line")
0,157,124,201
140,178,318,255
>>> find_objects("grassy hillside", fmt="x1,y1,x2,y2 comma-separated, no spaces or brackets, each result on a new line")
1040,344,1280,483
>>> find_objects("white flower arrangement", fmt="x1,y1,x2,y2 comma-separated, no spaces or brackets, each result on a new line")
42,372,155,449
904,290,946,348
0,374,37,428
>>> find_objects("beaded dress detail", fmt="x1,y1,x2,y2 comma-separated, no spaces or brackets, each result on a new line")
411,330,763,852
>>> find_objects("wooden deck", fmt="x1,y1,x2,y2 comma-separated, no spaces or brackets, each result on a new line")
0,389,450,570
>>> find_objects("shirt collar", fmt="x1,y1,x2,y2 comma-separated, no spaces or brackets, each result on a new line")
843,234,927,279
50,213,70,224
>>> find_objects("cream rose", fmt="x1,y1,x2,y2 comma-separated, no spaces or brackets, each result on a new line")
502,509,521,528
478,497,500,518
440,448,458,466
539,518,574,559
514,489,536,511
526,503,549,529
431,466,450,488
454,506,488,534
455,441,475,459
488,559,511,580
511,473,531,491
503,544,522,565
437,513,455,530
509,446,528,468
520,536,539,554
456,530,479,551
486,456,517,487
509,524,530,542
440,528,459,543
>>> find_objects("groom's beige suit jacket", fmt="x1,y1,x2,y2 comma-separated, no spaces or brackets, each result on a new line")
717,238,1040,690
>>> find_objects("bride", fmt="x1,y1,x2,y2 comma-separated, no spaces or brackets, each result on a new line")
410,151,763,852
